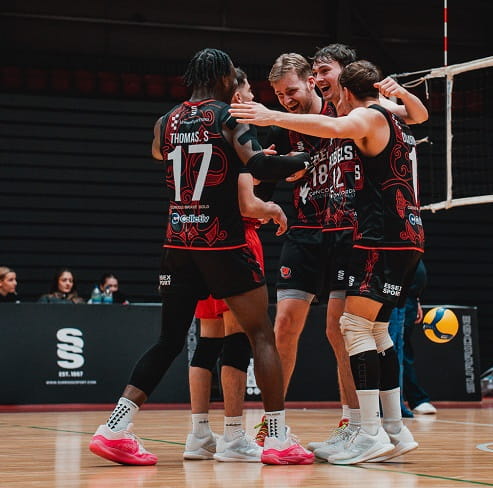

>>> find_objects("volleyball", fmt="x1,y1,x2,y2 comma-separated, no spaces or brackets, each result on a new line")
423,307,459,343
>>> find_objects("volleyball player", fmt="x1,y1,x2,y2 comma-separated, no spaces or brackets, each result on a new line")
306,44,428,459
230,59,424,464
185,68,285,463
88,48,314,466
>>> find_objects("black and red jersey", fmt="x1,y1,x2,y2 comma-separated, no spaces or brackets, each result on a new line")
352,104,425,251
288,101,337,229
160,99,246,250
323,137,361,233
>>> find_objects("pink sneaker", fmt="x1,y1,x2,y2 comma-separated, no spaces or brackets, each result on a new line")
89,423,158,465
261,435,314,465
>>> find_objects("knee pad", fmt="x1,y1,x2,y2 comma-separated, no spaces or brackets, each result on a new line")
221,333,251,373
339,312,376,356
190,337,224,371
373,321,394,354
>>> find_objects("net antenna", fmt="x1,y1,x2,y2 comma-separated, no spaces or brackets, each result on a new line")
391,56,493,212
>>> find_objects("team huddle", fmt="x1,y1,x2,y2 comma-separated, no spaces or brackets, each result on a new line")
88,45,427,466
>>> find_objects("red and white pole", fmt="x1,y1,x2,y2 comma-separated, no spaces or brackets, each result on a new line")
444,0,448,66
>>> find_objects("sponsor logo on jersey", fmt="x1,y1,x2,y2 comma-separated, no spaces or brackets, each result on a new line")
280,266,292,279
299,183,310,205
408,213,422,226
170,212,210,225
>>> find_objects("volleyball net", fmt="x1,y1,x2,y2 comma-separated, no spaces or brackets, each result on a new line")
392,56,493,212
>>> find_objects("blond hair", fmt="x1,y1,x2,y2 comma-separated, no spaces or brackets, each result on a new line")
0,266,13,281
268,53,312,83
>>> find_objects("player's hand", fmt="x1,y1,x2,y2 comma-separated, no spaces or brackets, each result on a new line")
374,77,408,99
285,168,307,182
415,301,424,324
230,102,275,126
265,202,287,236
262,143,277,156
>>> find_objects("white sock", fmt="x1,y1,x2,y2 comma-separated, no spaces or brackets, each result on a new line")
106,397,138,431
223,416,243,441
356,389,380,436
191,413,211,437
342,404,350,421
348,408,361,427
265,410,286,441
380,387,403,434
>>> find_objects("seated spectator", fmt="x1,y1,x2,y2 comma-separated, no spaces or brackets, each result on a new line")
99,272,129,305
0,266,20,303
38,268,85,304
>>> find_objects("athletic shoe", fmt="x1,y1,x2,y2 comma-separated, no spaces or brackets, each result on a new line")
307,418,349,452
367,425,418,462
213,432,262,462
261,433,315,465
312,424,359,460
412,402,437,415
327,427,394,465
254,416,268,446
89,423,157,465
183,431,218,460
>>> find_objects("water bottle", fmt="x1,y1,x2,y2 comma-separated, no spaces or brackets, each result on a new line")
102,286,113,305
90,285,102,304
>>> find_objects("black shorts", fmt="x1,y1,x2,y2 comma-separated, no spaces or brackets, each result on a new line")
159,246,265,300
325,229,353,292
276,228,328,295
346,248,422,307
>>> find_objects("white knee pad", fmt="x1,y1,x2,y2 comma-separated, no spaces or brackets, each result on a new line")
339,312,376,356
373,321,394,353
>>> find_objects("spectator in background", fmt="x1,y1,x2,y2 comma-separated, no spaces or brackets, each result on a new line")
0,266,20,303
402,260,437,415
38,268,85,304
99,272,129,305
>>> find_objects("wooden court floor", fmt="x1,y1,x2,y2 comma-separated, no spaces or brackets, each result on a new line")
1,405,492,487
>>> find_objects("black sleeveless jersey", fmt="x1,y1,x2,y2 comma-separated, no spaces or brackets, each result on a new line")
159,99,246,250
288,101,337,228
323,137,361,232
353,104,425,250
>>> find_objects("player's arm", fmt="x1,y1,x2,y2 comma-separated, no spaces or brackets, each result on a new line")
151,117,164,160
230,102,372,141
238,173,287,236
224,117,311,180
376,77,428,124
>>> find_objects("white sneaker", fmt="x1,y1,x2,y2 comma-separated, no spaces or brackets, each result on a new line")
327,427,394,465
412,402,437,415
368,425,418,462
307,421,350,452
183,432,218,460
213,432,262,462
312,424,358,461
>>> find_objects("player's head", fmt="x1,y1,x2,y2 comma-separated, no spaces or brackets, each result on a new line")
311,44,357,103
232,67,254,103
337,60,382,114
268,53,317,114
184,48,237,103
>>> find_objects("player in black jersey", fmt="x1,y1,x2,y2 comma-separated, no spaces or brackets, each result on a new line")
261,53,335,401
231,59,424,465
306,44,429,457
89,48,314,467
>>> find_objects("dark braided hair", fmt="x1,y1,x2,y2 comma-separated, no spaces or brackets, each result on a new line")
184,48,233,89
